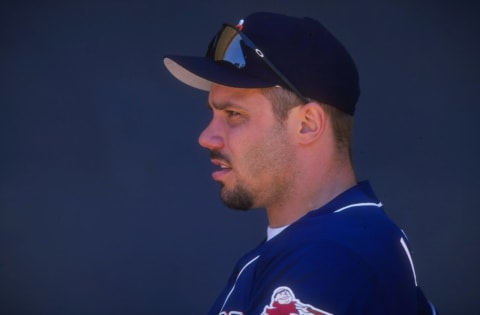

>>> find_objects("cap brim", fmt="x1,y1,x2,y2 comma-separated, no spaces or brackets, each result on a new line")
163,55,275,91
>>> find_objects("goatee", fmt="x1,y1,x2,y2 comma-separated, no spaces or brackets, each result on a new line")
219,182,255,211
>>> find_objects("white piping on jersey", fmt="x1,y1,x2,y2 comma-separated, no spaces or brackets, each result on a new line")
429,301,438,315
332,202,419,287
220,255,260,312
333,201,383,213
400,237,418,286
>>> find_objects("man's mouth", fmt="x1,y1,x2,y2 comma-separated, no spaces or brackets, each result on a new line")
210,158,232,181
215,160,231,169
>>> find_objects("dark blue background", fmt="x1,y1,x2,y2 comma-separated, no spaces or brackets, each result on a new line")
1,1,479,314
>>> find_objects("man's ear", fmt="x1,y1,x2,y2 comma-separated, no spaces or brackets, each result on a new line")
292,102,326,144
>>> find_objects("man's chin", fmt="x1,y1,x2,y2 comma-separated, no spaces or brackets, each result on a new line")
219,186,255,211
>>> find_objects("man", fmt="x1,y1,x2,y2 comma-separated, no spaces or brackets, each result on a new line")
164,12,436,315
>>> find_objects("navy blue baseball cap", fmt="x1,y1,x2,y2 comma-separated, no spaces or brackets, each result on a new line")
163,12,360,115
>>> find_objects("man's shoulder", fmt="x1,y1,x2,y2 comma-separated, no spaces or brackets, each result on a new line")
291,202,402,246
252,206,418,314
261,204,407,272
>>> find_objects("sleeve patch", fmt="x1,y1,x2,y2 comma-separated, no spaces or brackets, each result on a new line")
262,286,334,315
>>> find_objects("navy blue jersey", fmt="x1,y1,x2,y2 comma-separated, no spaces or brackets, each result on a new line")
208,181,436,315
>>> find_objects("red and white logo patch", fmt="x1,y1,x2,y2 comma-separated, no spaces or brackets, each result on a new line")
262,286,333,315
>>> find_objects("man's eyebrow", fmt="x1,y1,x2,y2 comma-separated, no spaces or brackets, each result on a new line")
206,100,239,111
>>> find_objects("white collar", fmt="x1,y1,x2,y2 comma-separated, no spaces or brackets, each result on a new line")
266,225,289,241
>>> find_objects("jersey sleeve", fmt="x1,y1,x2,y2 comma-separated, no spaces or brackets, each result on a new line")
247,240,416,315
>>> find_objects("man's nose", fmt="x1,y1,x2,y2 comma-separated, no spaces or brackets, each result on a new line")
198,120,224,151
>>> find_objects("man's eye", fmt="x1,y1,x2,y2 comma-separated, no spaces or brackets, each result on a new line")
226,110,240,117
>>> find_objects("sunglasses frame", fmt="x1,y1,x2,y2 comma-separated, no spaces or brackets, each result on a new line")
207,24,310,104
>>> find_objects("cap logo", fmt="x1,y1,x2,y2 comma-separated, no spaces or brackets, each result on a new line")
234,19,264,58
236,19,244,31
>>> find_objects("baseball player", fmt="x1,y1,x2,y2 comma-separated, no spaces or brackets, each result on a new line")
164,11,437,315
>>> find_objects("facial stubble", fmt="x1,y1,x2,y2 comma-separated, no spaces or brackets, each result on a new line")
218,121,294,211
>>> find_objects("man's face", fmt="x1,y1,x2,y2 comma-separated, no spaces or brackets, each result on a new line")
198,84,296,210
274,289,293,304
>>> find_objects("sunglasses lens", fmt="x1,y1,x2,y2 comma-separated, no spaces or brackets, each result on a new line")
205,24,309,104
207,26,246,68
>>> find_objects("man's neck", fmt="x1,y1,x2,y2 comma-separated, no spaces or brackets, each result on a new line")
265,161,356,228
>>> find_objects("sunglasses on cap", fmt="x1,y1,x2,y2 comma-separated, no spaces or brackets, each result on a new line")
206,23,309,104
